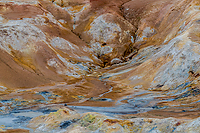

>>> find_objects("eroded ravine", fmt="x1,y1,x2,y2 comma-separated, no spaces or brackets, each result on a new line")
0,0,199,132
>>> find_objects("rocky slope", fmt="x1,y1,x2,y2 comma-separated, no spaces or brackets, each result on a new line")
0,0,199,132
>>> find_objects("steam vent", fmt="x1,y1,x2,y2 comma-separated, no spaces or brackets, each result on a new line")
0,0,200,132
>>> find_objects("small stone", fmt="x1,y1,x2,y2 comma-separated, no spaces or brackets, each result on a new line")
111,58,123,65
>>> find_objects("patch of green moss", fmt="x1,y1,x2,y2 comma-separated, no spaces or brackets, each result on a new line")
80,114,96,127
79,113,103,131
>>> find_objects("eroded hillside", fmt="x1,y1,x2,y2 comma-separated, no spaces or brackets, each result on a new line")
0,0,199,132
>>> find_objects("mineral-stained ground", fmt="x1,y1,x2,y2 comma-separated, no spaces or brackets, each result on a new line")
0,0,199,132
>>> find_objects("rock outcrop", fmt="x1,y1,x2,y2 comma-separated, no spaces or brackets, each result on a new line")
28,108,200,133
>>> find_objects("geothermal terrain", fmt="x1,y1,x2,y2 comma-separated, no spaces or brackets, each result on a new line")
0,0,200,132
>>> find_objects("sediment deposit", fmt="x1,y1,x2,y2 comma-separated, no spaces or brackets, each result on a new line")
0,0,199,132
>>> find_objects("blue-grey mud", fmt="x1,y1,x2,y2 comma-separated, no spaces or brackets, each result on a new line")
0,0,199,132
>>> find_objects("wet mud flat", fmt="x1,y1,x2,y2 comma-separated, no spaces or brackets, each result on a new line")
0,79,200,132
